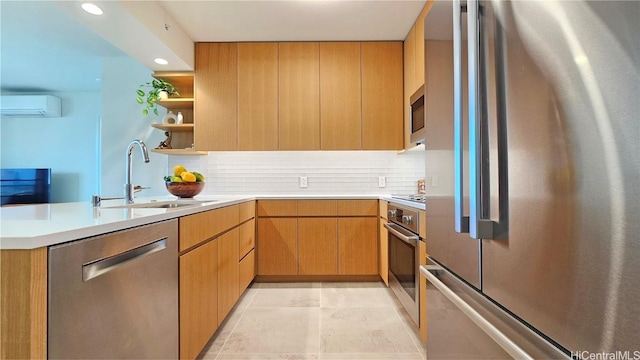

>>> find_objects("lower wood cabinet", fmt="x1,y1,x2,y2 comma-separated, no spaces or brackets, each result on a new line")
217,228,239,323
298,218,338,275
338,217,378,275
257,218,298,275
179,201,256,360
256,199,379,278
180,239,218,360
239,249,256,292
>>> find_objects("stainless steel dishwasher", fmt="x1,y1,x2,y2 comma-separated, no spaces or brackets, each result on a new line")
48,219,178,359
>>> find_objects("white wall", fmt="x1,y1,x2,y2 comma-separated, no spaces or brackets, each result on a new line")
100,57,168,198
167,149,425,195
0,92,100,202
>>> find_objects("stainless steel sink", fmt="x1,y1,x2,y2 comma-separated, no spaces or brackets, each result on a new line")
105,200,216,209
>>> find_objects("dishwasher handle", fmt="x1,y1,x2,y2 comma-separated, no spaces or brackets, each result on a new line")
83,238,167,281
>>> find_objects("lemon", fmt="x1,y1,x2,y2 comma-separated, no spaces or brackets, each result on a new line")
181,172,196,182
173,165,187,176
170,176,183,183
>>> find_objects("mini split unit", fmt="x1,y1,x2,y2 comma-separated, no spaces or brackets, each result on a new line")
0,95,62,117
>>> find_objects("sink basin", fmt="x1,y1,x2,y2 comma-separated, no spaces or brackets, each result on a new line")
105,200,216,209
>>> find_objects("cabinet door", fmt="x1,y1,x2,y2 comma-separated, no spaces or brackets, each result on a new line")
361,42,404,150
195,42,237,150
338,217,378,275
415,1,433,90
257,218,298,275
319,42,362,150
218,228,239,323
238,43,279,150
404,26,417,150
278,42,320,150
180,240,218,360
298,218,338,275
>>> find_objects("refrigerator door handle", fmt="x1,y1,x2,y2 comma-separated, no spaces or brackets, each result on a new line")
468,0,509,240
421,265,533,360
453,0,470,234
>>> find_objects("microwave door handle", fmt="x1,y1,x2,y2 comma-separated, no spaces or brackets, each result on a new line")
454,0,470,234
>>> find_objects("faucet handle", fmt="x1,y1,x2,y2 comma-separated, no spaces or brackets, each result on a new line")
133,185,149,193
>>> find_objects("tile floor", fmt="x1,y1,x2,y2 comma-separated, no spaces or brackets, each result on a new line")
198,282,426,360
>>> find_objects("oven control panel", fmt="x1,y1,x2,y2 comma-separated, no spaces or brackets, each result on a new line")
387,203,420,235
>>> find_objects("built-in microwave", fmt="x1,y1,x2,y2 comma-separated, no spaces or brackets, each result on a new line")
410,85,425,144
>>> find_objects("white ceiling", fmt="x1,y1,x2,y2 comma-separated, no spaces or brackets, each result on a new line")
1,0,428,93
160,1,426,42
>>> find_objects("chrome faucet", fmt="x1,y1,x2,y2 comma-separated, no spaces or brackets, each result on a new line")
124,139,150,204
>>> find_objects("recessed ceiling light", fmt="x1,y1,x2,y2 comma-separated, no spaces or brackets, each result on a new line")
154,58,169,65
81,3,103,16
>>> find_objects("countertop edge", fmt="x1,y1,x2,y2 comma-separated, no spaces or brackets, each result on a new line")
1,195,425,249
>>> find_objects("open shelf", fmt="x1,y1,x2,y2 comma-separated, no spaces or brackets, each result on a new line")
156,98,194,109
151,123,194,132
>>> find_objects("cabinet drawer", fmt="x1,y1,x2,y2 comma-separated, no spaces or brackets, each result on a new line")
298,200,338,216
239,219,255,259
337,199,378,216
257,200,297,217
239,200,255,222
239,249,255,293
179,205,240,251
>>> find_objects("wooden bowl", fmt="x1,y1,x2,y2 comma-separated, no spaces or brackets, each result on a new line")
165,181,204,198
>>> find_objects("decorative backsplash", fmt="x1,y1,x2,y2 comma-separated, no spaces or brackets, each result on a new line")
168,149,425,195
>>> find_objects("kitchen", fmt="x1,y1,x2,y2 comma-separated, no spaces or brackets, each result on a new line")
3,0,637,357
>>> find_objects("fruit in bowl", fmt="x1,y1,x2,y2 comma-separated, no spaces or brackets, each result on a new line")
164,165,205,198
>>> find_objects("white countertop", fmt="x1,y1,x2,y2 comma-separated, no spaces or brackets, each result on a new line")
0,194,425,250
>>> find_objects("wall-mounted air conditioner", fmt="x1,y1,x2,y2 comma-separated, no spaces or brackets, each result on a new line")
0,95,62,117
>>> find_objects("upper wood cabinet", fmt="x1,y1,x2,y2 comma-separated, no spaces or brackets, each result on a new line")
278,42,320,150
194,41,403,151
195,42,238,151
403,1,434,150
319,42,362,150
361,42,404,150
237,43,279,151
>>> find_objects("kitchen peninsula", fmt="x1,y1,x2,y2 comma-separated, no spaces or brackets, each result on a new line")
1,195,422,359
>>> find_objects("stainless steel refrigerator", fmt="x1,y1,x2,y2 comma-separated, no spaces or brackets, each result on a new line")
421,0,639,358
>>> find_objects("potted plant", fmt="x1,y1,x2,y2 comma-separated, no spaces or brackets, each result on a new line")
136,79,179,116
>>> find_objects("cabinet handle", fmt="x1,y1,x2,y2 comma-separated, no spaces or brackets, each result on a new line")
83,238,167,281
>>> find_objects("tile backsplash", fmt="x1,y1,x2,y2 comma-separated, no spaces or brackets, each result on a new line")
168,149,425,195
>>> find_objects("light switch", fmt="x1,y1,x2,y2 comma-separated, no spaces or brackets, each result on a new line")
300,176,308,188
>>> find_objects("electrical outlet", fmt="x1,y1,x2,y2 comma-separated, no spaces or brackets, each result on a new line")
299,176,308,188
378,176,386,188
431,175,439,187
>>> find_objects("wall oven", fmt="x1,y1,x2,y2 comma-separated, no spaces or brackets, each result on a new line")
385,203,421,325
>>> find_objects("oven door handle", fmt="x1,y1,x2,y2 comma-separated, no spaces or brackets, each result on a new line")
384,223,418,246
